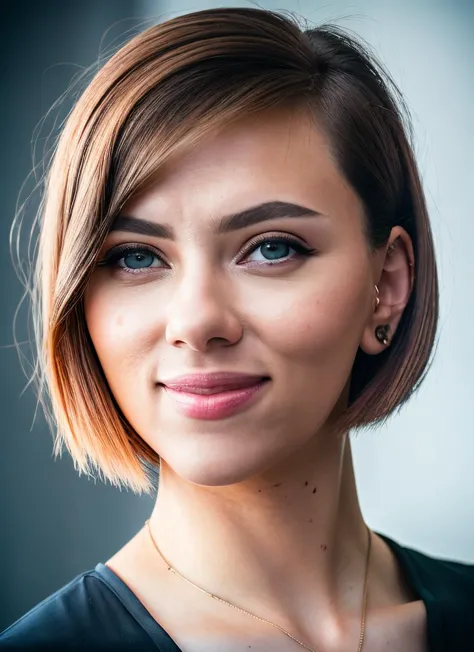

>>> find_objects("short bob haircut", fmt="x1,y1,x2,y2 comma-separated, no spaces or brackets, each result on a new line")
17,8,438,495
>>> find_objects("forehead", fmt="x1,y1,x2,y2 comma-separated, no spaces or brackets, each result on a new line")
121,106,361,223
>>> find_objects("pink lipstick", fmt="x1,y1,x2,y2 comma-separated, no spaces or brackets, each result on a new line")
159,372,270,420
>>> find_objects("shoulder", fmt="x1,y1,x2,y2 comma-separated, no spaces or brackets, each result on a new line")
379,532,474,649
382,532,474,599
0,564,152,651
406,542,474,612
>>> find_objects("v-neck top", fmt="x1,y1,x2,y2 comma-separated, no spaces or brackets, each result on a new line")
1,532,473,651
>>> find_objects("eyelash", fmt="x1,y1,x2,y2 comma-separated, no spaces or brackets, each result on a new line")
97,234,318,276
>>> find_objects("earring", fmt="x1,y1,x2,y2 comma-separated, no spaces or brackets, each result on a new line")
388,237,414,268
375,324,390,346
374,284,380,309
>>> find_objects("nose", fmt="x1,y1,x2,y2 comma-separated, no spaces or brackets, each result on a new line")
165,266,243,352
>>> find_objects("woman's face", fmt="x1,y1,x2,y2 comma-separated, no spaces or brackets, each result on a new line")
84,107,379,486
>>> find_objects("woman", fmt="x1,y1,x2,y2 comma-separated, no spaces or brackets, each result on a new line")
1,7,472,652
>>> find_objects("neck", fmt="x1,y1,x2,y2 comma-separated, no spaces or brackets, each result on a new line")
149,430,373,633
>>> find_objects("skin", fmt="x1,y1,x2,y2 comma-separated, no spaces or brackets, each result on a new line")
83,106,425,651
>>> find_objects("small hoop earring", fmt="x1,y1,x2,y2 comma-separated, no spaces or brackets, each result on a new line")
375,324,390,346
374,284,380,309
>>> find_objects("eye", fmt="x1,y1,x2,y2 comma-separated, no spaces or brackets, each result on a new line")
240,235,317,267
97,244,166,274
97,235,317,276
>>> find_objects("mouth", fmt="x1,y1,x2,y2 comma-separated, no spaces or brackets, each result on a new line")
158,371,271,393
159,377,270,394
158,376,271,420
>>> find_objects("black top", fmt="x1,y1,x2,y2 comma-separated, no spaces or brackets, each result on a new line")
1,532,473,651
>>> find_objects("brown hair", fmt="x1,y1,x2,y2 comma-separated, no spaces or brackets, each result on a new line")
14,7,439,495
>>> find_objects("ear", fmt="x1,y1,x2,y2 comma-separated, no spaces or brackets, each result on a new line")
360,227,415,355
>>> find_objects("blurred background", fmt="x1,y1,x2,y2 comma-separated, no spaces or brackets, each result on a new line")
1,0,473,632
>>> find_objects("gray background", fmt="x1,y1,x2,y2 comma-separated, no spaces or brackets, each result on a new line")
2,0,473,632
0,0,154,630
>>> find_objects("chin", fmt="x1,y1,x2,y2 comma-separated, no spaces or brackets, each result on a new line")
160,439,280,488
168,458,263,487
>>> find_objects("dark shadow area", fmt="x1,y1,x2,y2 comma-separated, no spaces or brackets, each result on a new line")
0,0,157,631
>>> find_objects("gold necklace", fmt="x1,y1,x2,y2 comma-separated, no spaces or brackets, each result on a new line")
145,519,372,652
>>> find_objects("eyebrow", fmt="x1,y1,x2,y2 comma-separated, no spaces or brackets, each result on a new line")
109,201,323,239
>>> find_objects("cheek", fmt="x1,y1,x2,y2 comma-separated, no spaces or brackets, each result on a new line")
249,268,370,363
83,282,155,409
245,261,371,424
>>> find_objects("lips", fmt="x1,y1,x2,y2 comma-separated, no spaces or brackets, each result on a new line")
159,372,269,395
159,374,270,420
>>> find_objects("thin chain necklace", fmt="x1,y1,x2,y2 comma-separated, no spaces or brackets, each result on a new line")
145,519,372,652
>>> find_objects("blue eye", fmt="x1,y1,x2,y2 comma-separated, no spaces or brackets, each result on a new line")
242,236,316,266
246,240,295,263
120,250,161,270
97,235,317,276
97,245,165,274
